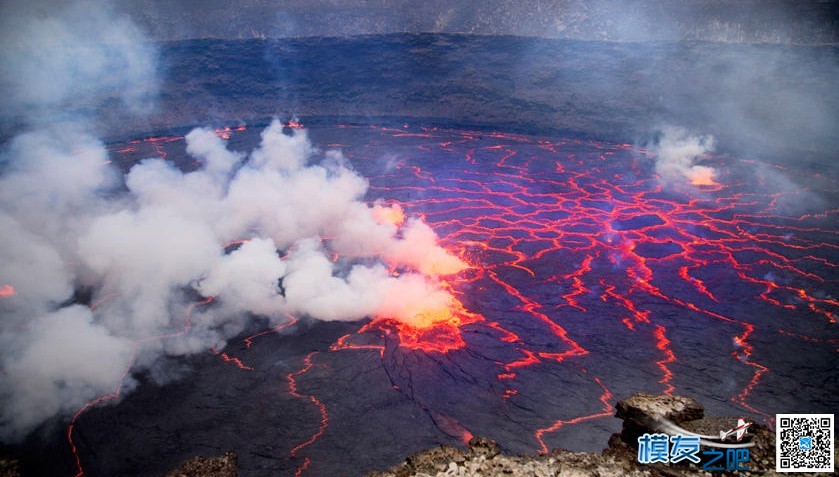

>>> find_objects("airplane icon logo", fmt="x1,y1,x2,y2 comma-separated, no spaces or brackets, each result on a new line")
719,418,752,441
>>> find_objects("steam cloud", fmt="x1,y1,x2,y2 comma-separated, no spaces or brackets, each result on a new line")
649,126,717,186
0,2,465,440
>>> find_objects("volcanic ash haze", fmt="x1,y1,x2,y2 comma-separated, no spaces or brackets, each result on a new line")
0,1,466,440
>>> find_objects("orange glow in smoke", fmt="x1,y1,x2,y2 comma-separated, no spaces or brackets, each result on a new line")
0,284,14,298
688,168,718,186
421,252,469,277
377,287,482,354
371,203,406,227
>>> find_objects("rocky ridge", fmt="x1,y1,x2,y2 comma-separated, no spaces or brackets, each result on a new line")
164,451,238,477
363,393,834,477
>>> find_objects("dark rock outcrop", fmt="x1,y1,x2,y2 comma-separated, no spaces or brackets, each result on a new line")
615,393,704,445
0,457,20,477
164,451,238,477
366,393,836,477
365,436,649,477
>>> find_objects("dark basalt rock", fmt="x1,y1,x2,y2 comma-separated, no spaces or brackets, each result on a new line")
615,393,704,444
164,451,238,477
467,437,500,459
0,457,20,477
616,393,704,424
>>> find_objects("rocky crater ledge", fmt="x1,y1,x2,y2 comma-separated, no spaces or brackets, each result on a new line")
165,451,238,477
366,393,830,477
167,394,836,476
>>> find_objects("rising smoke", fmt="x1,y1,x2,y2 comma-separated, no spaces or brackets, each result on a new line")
0,2,465,440
648,126,717,187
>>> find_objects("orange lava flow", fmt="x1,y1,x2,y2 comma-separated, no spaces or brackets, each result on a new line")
243,314,299,349
287,352,329,476
653,325,676,396
373,291,482,354
214,125,247,139
329,331,385,356
730,324,772,420
286,118,304,129
534,372,614,454
212,347,255,371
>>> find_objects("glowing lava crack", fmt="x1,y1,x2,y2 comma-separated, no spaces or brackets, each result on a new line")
64,122,837,477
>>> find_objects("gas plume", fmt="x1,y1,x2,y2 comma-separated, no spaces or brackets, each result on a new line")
0,2,465,441
649,126,717,187
0,119,468,440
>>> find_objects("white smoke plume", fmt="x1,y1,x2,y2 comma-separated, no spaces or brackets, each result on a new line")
1,125,468,441
0,3,466,441
649,126,717,186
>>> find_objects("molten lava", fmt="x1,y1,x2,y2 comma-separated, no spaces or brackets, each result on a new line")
286,118,304,129
214,125,246,139
376,292,482,353
65,123,836,477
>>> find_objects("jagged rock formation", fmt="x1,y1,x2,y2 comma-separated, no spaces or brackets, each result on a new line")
365,436,648,477
164,451,238,477
0,457,20,477
365,393,835,477
615,393,704,445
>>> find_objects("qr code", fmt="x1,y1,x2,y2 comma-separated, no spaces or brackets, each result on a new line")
776,414,834,472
